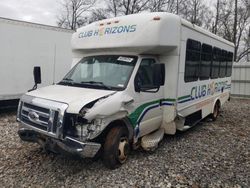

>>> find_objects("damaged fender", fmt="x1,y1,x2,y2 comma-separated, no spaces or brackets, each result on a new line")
80,92,135,139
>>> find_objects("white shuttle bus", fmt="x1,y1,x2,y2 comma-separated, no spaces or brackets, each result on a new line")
17,13,234,169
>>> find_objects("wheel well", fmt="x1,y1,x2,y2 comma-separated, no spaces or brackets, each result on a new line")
212,99,221,113
93,119,133,144
216,99,221,108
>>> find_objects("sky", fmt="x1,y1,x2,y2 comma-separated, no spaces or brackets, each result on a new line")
0,0,60,26
0,0,216,27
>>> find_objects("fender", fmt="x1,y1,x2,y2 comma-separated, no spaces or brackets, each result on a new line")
93,116,134,142
122,117,134,141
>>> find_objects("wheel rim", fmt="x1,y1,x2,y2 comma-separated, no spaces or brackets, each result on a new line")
118,137,129,163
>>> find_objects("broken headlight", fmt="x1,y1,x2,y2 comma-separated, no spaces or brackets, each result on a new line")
75,118,103,140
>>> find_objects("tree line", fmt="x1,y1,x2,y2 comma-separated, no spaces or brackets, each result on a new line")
57,0,250,62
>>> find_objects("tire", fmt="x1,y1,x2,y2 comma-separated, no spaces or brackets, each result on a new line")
210,102,220,121
103,126,130,169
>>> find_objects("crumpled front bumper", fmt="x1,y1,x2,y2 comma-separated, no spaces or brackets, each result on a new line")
18,128,101,158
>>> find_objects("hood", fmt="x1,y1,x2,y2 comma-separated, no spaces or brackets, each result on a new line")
27,85,116,113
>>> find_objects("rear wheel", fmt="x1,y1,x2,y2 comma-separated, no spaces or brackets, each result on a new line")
210,102,220,121
103,126,130,169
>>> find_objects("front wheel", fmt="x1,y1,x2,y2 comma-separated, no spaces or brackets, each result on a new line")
103,126,130,169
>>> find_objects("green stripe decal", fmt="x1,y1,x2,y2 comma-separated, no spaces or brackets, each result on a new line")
178,95,191,100
128,96,190,128
162,98,176,102
128,98,176,128
128,99,160,128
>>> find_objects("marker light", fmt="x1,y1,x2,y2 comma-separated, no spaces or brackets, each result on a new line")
153,16,161,21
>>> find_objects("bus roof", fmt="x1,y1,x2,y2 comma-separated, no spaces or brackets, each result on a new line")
180,19,234,47
71,12,234,54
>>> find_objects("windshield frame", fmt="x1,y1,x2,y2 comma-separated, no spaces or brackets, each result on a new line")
58,55,138,91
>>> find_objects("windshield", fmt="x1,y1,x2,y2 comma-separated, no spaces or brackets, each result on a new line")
58,55,137,90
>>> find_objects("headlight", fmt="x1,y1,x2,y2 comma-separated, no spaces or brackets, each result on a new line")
76,125,89,137
88,124,101,132
75,119,103,140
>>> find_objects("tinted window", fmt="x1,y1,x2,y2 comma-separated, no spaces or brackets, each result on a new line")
219,50,227,78
136,59,156,89
200,44,212,80
185,39,201,82
211,47,221,79
226,52,233,77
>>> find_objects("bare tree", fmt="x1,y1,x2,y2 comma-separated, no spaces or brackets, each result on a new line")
123,0,151,15
106,0,121,16
234,5,249,61
57,0,96,30
165,0,185,14
233,0,238,60
214,0,249,61
212,0,220,34
56,0,250,62
148,0,169,12
105,0,151,16
88,8,108,23
240,27,250,61
179,0,208,26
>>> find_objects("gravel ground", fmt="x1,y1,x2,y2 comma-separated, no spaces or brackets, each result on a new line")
0,98,249,188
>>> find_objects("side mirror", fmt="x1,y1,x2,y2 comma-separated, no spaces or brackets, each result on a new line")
28,66,41,92
153,64,165,87
33,66,41,84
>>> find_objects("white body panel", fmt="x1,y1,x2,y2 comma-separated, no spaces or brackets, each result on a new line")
0,18,73,101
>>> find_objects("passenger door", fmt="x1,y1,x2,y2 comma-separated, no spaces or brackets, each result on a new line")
133,58,164,138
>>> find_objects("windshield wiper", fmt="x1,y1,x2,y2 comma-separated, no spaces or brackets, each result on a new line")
58,78,75,86
81,81,112,90
62,78,74,82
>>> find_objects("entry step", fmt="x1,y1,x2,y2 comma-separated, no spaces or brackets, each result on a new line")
141,128,164,151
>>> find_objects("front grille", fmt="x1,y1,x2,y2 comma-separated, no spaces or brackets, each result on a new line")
20,102,59,134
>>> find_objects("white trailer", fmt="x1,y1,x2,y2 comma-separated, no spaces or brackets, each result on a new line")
0,18,73,108
17,13,234,169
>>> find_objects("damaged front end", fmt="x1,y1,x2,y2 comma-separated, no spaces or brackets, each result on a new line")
17,95,102,158
63,89,135,142
63,112,104,142
18,128,101,158
17,90,134,158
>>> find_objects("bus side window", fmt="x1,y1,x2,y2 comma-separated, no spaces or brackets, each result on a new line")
211,47,221,79
184,39,201,82
219,50,227,78
200,44,212,80
226,52,233,77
